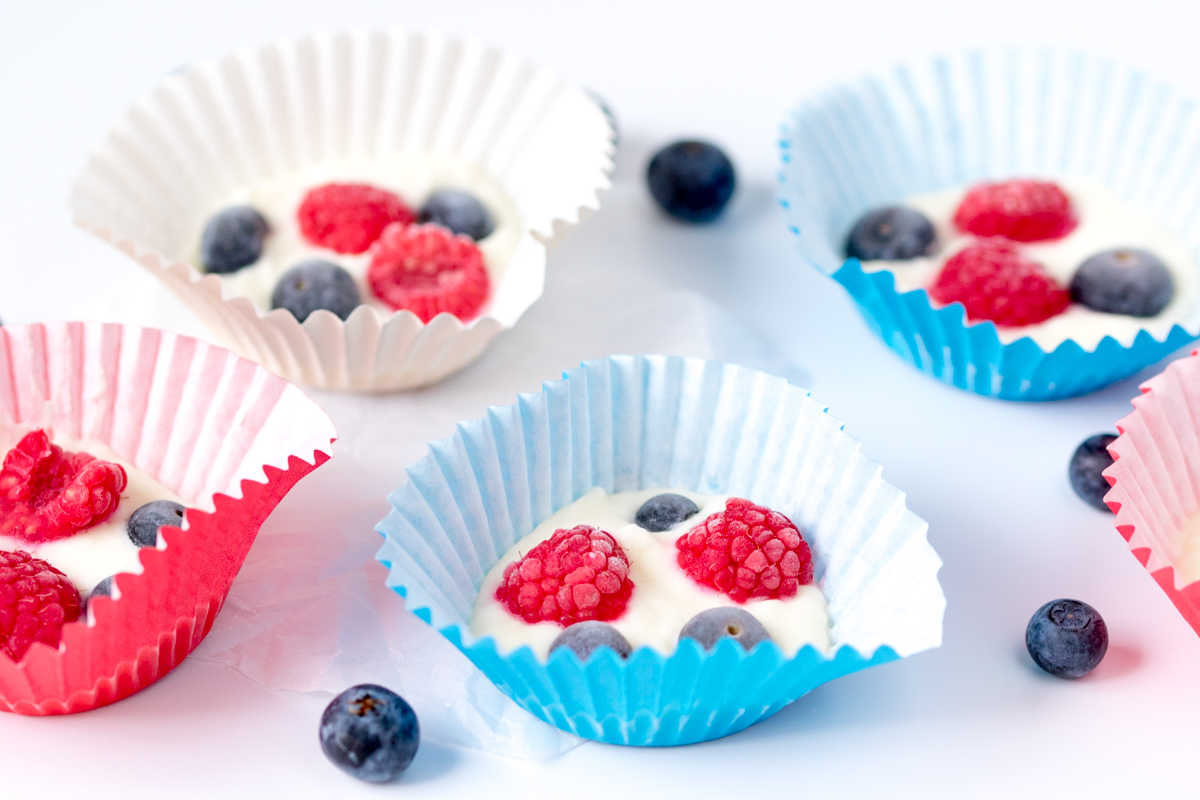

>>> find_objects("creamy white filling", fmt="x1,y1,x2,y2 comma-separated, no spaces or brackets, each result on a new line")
0,430,185,595
860,177,1200,350
469,487,832,659
181,152,523,317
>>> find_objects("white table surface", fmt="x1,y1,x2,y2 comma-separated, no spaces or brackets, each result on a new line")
5,0,1200,796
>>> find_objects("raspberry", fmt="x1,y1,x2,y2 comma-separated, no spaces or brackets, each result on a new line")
366,223,490,323
0,550,81,661
0,430,128,543
953,179,1077,242
930,240,1070,327
297,182,415,254
675,498,813,604
495,525,633,626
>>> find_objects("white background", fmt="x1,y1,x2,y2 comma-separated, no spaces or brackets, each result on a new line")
4,0,1200,797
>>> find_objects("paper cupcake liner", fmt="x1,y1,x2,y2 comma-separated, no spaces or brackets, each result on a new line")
376,355,945,746
69,29,615,392
778,50,1200,400
0,322,336,714
1105,349,1200,633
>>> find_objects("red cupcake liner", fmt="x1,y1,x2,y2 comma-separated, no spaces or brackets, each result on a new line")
0,322,336,714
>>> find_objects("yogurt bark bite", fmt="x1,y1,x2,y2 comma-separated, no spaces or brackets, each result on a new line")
470,488,831,660
0,428,187,661
846,177,1197,350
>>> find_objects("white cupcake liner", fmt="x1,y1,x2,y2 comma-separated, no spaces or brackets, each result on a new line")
69,29,615,392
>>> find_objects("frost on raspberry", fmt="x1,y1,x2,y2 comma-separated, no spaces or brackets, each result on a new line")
953,179,1077,242
675,498,813,604
367,223,491,323
297,182,415,254
0,430,128,543
495,525,633,626
0,549,81,661
930,239,1070,327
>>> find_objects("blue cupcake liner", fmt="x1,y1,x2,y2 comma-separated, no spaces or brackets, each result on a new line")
778,50,1200,400
375,355,945,746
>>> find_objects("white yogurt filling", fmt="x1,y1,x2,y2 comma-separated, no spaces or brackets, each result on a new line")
859,177,1200,350
181,152,523,317
0,429,185,596
469,487,832,659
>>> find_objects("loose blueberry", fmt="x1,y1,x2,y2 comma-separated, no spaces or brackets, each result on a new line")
271,260,361,322
646,140,736,223
418,189,494,241
550,621,633,660
679,607,771,652
126,500,186,548
1070,248,1174,317
845,206,937,261
635,493,700,532
319,684,419,783
1069,434,1117,513
200,206,269,274
1026,598,1108,678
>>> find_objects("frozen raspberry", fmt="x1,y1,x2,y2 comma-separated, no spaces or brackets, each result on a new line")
675,498,813,604
495,525,633,626
0,550,81,661
953,179,1077,242
931,240,1070,327
0,430,128,543
366,223,490,323
297,182,415,254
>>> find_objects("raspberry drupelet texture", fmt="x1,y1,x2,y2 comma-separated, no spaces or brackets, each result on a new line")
675,498,813,604
0,430,127,543
366,223,490,323
297,182,415,254
0,550,81,661
495,525,633,626
930,240,1071,327
953,179,1077,242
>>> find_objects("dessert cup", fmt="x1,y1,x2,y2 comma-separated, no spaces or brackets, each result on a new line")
0,322,336,714
1105,348,1200,634
69,29,614,392
375,355,945,746
778,50,1200,400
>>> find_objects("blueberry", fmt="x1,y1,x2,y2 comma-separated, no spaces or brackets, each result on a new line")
1026,599,1108,678
1069,434,1117,512
679,607,771,652
845,206,936,261
635,493,700,532
319,684,419,783
1070,248,1174,317
646,140,736,223
550,621,633,660
585,89,619,148
271,260,361,322
126,500,186,548
200,206,269,274
90,576,114,599
418,189,494,241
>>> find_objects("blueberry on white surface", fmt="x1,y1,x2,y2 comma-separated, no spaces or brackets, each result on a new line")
550,621,633,660
126,500,186,548
1026,599,1108,678
679,607,771,652
199,206,269,274
319,684,419,783
1070,248,1174,317
646,140,736,223
418,189,494,241
634,493,700,532
1068,434,1117,513
845,206,937,261
271,260,361,322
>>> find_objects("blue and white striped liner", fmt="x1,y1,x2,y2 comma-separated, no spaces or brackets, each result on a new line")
779,50,1200,400
375,355,944,746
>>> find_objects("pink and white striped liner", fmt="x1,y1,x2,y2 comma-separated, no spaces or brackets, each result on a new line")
0,322,336,714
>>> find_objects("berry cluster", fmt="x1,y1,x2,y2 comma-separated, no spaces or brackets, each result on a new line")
930,239,1070,327
0,550,81,661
